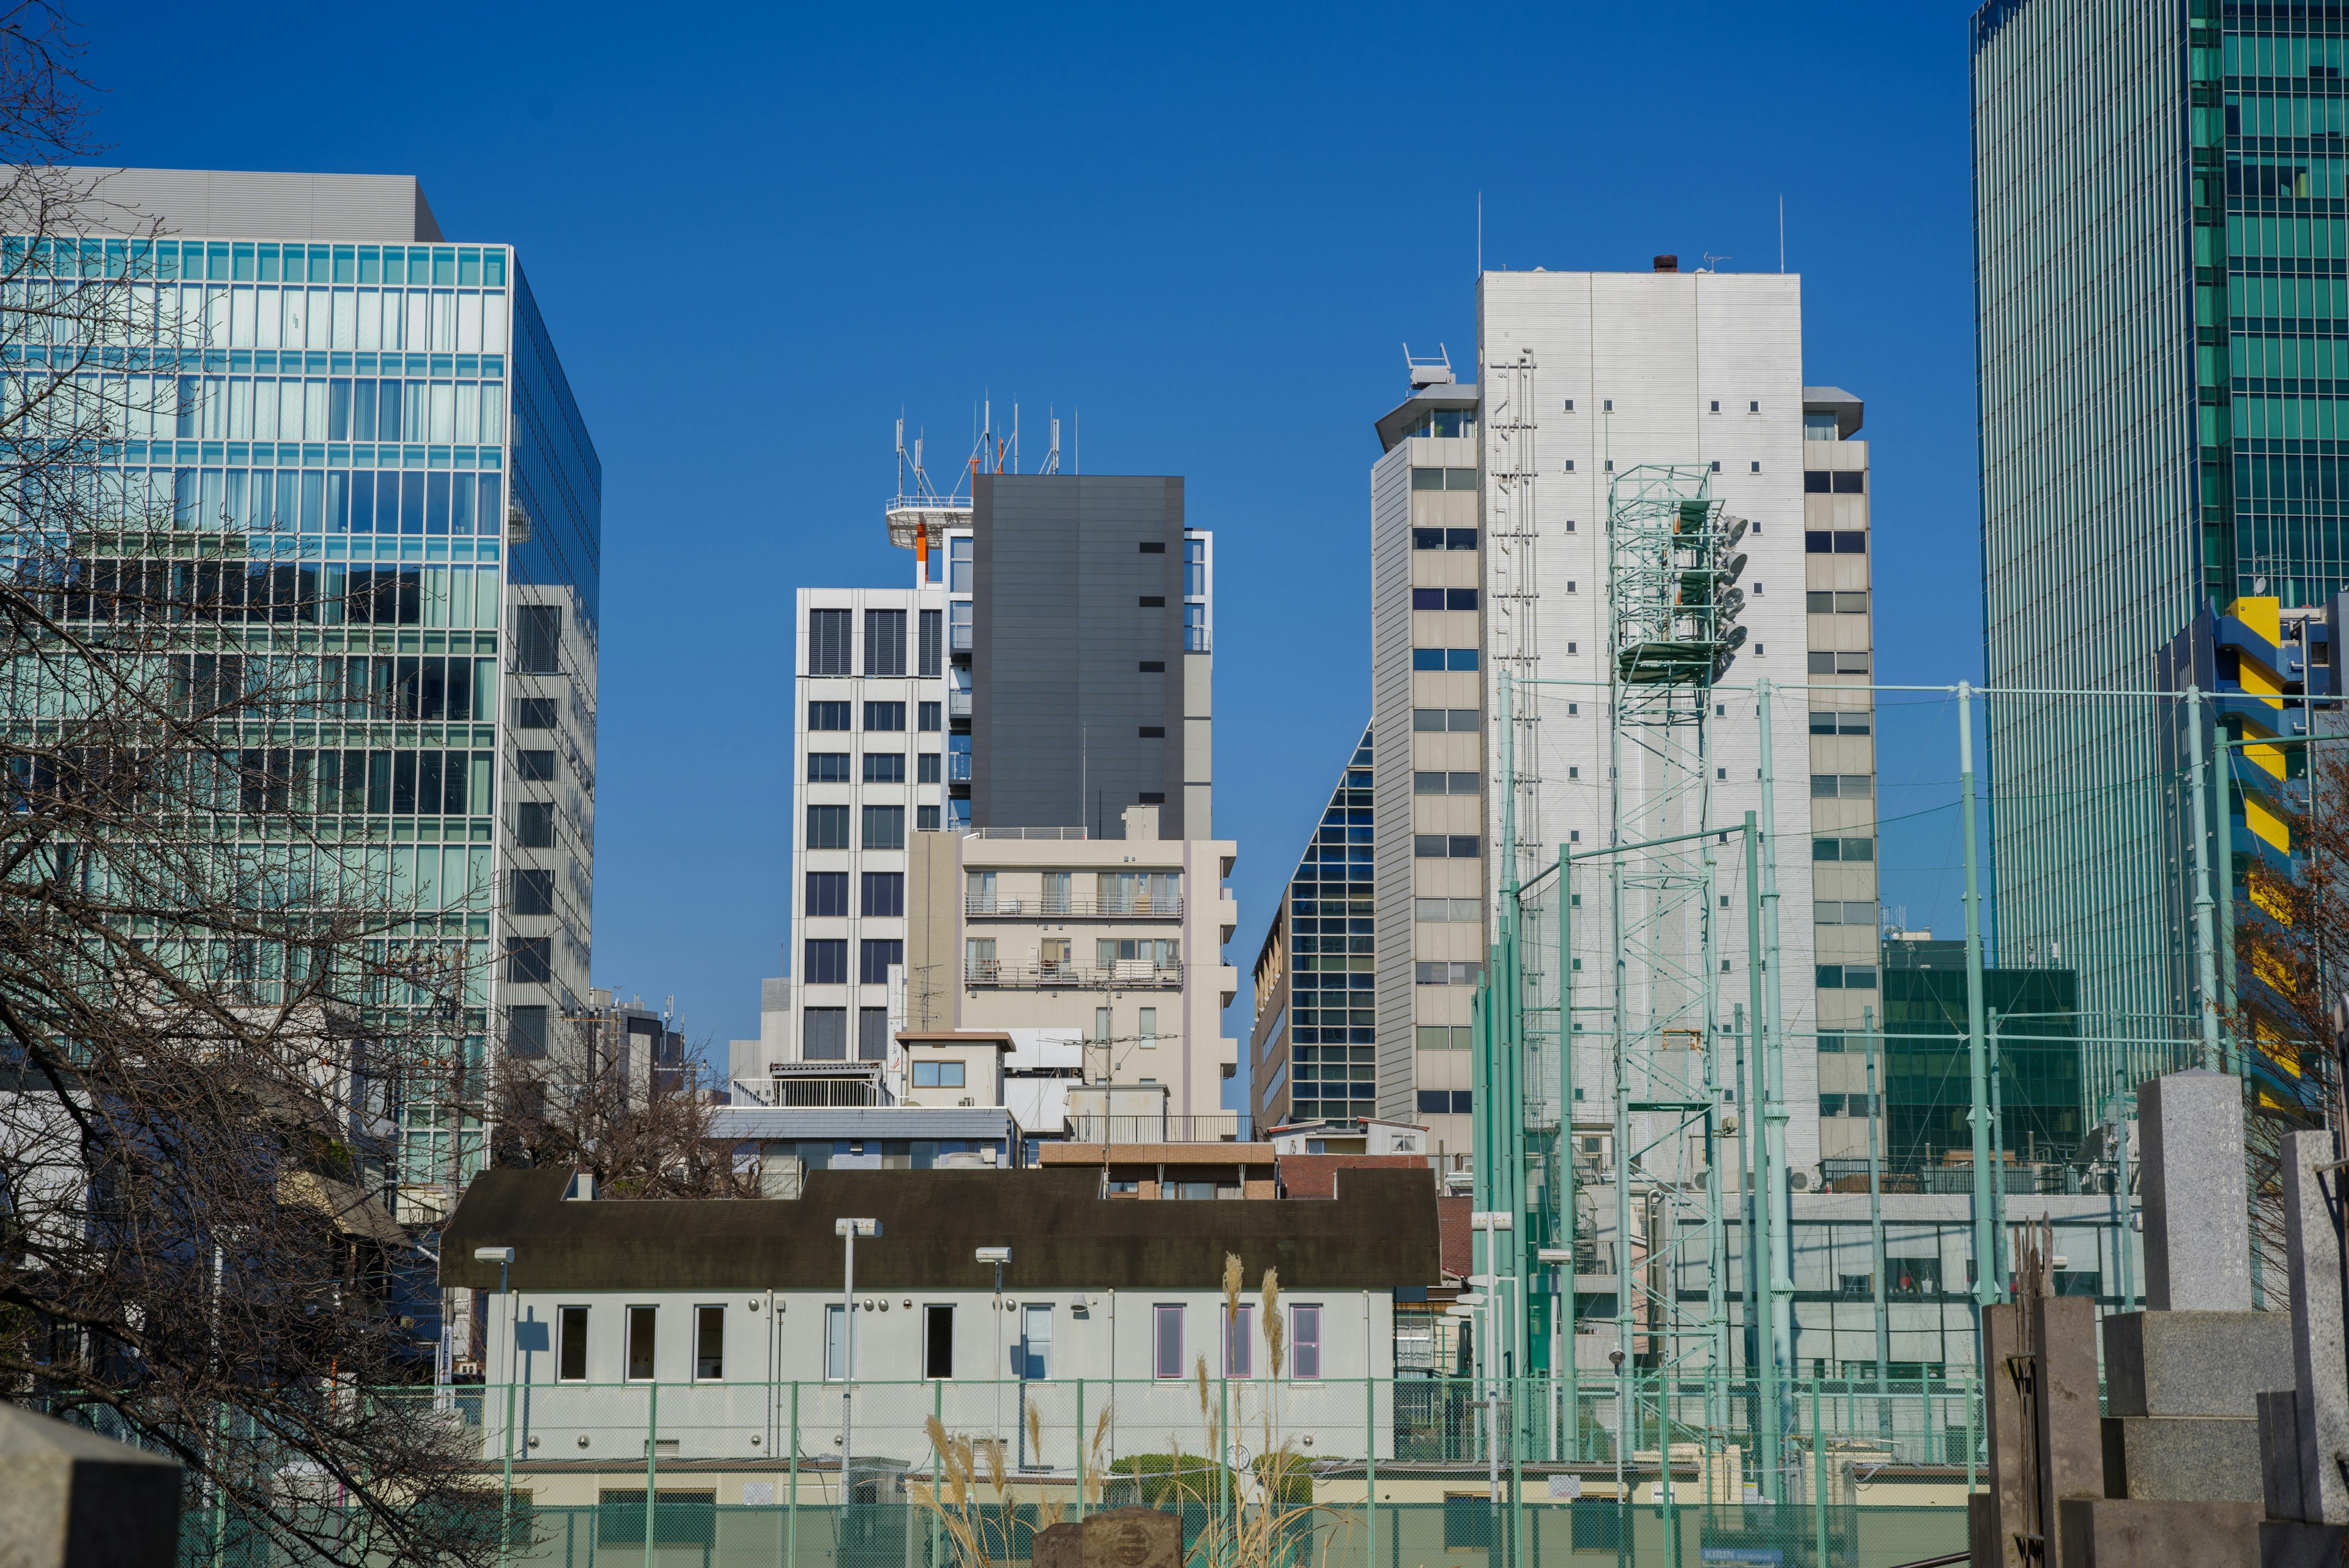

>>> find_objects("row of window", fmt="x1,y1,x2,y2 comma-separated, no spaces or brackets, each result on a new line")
177,374,505,448
803,1006,888,1060
1817,964,1880,990
1412,707,1481,732
1416,1090,1474,1115
803,938,904,986
102,239,507,286
1809,652,1871,675
1414,771,1480,795
1813,836,1876,861
1409,467,1479,492
1816,901,1880,926
805,804,942,850
1410,648,1480,671
804,871,904,918
1808,591,1869,614
806,608,944,679
1805,531,1868,554
1802,470,1866,494
1808,712,1871,735
807,701,942,734
1416,961,1482,985
1811,775,1874,800
220,747,496,816
1411,528,1479,551
809,752,942,784
1411,588,1479,611
1414,834,1482,858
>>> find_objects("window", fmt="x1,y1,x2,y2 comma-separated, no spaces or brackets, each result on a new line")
1409,648,1481,671
912,1060,967,1088
508,1004,548,1059
1139,540,1166,554
864,609,907,676
862,805,905,849
511,868,554,916
694,1305,724,1380
516,749,555,782
1416,961,1481,985
948,536,972,593
965,937,998,976
1413,834,1482,858
1813,836,1875,862
857,1006,888,1060
916,804,941,831
558,1306,588,1381
918,752,941,783
1152,1305,1183,1379
807,609,852,675
924,1305,954,1379
1416,1024,1474,1049
807,700,851,731
919,608,943,677
863,751,905,783
506,937,551,984
516,603,562,674
864,701,906,732
1410,708,1481,733
804,938,848,986
804,1007,847,1060
806,804,850,849
918,700,942,732
1808,711,1872,735
1417,1089,1473,1113
517,801,555,847
1816,964,1879,991
1292,1305,1321,1380
1139,1006,1158,1048
625,1306,656,1381
1413,772,1480,795
1808,775,1874,800
1138,726,1165,738
1411,588,1482,611
806,871,849,917
1804,470,1833,493
1225,1303,1254,1378
1806,652,1871,675
825,1304,848,1379
859,938,903,984
861,872,904,916
1019,1304,1052,1380
808,752,852,782
1138,595,1165,608
514,696,556,729
1139,660,1165,673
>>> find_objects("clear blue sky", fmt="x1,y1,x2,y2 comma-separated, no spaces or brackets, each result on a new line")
89,3,1983,1058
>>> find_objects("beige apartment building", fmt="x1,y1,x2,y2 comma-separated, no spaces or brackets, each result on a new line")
900,804,1240,1126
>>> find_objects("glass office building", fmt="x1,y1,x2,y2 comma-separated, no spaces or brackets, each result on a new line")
35,172,601,1211
1970,2,2340,1022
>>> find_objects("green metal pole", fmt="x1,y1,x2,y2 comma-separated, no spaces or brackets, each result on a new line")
1742,815,1777,1500
1365,1375,1376,1568
1959,682,1998,1315
500,1288,516,1568
1559,843,1578,1462
2215,719,2238,1077
1756,683,1794,1503
2185,685,2225,1072
1811,1371,1828,1568
1965,1369,1978,1496
1865,1006,1890,1449
643,1379,658,1568
1989,1013,2007,1296
936,1376,948,1562
787,1381,799,1568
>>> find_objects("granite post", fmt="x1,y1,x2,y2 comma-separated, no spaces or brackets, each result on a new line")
1981,1302,2028,1568
2280,1128,2348,1525
0,1405,181,1568
2139,1071,2252,1312
2033,1293,2105,1567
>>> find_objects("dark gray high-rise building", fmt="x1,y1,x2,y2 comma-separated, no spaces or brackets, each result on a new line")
970,475,1214,839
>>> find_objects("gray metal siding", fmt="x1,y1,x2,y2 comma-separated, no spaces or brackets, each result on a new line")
1370,444,1419,1120
59,168,442,242
971,475,1187,838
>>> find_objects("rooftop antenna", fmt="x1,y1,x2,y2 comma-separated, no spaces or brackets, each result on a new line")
1042,409,1061,475
1476,190,1482,277
1778,194,1785,273
1074,407,1080,475
1699,253,1731,273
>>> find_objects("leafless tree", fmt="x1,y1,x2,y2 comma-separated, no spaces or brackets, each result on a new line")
0,9,503,1563
491,1028,748,1200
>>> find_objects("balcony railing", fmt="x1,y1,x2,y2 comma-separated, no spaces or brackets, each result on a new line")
949,623,972,652
947,689,971,718
970,826,1086,841
966,895,1182,919
1064,1112,1253,1144
948,752,973,782
963,960,1182,990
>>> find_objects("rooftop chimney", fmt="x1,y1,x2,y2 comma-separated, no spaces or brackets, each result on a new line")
1653,255,1679,273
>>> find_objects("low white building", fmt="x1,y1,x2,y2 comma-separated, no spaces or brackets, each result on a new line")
445,1164,1442,1504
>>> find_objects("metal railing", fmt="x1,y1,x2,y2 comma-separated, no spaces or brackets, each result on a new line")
968,826,1086,841
949,623,972,652
1063,1112,1253,1144
947,689,971,718
962,961,1182,990
965,895,1182,919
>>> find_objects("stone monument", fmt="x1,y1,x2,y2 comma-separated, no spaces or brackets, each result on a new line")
1033,1506,1182,1568
2256,1127,2348,1567
0,1405,182,1568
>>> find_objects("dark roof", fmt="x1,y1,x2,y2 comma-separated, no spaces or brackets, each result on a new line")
440,1166,1442,1293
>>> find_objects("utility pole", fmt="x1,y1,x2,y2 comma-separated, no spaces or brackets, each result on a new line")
1959,682,1998,1314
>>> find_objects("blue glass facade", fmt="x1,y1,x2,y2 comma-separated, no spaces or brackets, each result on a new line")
0,230,601,1195
1279,728,1377,1126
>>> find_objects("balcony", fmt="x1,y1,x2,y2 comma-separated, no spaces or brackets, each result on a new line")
949,623,973,652
947,689,971,719
1064,1112,1253,1144
948,752,973,782
970,826,1086,841
965,895,1182,919
963,960,1182,990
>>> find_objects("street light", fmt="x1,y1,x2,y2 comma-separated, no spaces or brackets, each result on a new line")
976,1247,1010,1460
473,1247,516,1563
836,1219,880,1505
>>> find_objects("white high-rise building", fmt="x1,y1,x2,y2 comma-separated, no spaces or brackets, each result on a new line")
1364,260,1879,1181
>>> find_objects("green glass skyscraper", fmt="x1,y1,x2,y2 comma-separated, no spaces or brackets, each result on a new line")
1972,1,2341,1025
